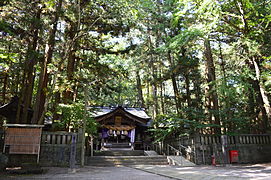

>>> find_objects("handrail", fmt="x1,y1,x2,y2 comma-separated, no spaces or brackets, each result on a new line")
144,142,195,158
179,144,195,154
167,143,198,165
167,144,182,156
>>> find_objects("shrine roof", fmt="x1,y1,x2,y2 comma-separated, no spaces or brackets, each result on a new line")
90,106,151,120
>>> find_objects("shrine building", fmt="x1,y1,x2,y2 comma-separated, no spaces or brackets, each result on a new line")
91,106,152,150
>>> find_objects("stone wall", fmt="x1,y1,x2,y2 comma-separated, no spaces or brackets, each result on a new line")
39,131,80,167
233,144,271,163
40,144,72,166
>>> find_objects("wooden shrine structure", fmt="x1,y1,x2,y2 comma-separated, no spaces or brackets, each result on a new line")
0,96,33,124
92,106,152,150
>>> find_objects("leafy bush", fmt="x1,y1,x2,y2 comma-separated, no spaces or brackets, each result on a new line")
56,102,98,135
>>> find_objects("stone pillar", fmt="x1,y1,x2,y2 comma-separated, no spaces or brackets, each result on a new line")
69,134,76,170
221,135,229,165
194,134,201,165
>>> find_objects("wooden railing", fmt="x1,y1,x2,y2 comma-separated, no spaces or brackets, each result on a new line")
143,142,164,155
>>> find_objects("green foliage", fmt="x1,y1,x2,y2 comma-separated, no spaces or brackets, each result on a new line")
0,21,15,36
150,110,217,141
157,28,203,52
56,102,98,135
1,0,271,135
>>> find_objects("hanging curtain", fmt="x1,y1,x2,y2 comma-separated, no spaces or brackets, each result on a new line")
101,128,108,138
130,128,135,143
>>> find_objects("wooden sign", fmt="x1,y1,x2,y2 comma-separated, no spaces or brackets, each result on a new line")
115,116,122,126
3,124,43,163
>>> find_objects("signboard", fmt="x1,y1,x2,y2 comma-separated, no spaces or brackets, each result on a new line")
3,124,43,163
115,116,122,126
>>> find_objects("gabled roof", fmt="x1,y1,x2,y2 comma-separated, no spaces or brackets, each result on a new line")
0,96,33,123
91,106,151,125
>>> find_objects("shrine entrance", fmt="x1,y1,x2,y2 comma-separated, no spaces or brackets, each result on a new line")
102,125,134,143
91,106,151,150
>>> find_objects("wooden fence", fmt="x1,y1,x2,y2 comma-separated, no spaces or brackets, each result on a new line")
41,131,78,146
198,134,271,145
172,134,271,165
39,131,79,166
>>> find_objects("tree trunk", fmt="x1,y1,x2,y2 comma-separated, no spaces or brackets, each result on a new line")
32,0,63,124
167,51,181,114
204,39,221,134
218,39,231,133
63,18,79,104
146,81,151,113
246,57,270,133
147,29,159,119
63,49,77,103
160,78,165,114
151,68,159,119
2,73,8,104
184,72,191,107
21,4,42,124
136,70,145,107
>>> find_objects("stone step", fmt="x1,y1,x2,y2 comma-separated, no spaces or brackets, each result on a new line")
103,143,131,148
86,162,169,166
167,156,196,166
144,150,161,156
102,148,132,150
89,156,168,160
87,156,169,166
94,150,144,156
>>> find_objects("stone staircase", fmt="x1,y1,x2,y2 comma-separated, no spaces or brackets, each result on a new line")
94,150,145,156
103,142,132,149
87,155,169,166
87,143,195,167
88,147,169,166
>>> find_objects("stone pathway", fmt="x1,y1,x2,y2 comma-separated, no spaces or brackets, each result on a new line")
1,163,271,180
167,156,196,166
131,164,271,180
0,166,174,180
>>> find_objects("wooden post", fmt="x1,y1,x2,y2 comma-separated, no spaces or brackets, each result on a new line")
70,134,76,169
194,134,201,165
90,135,93,157
221,135,229,165
80,86,88,167
202,145,205,165
101,138,104,149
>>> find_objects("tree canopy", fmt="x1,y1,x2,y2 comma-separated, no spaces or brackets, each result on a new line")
0,0,270,138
